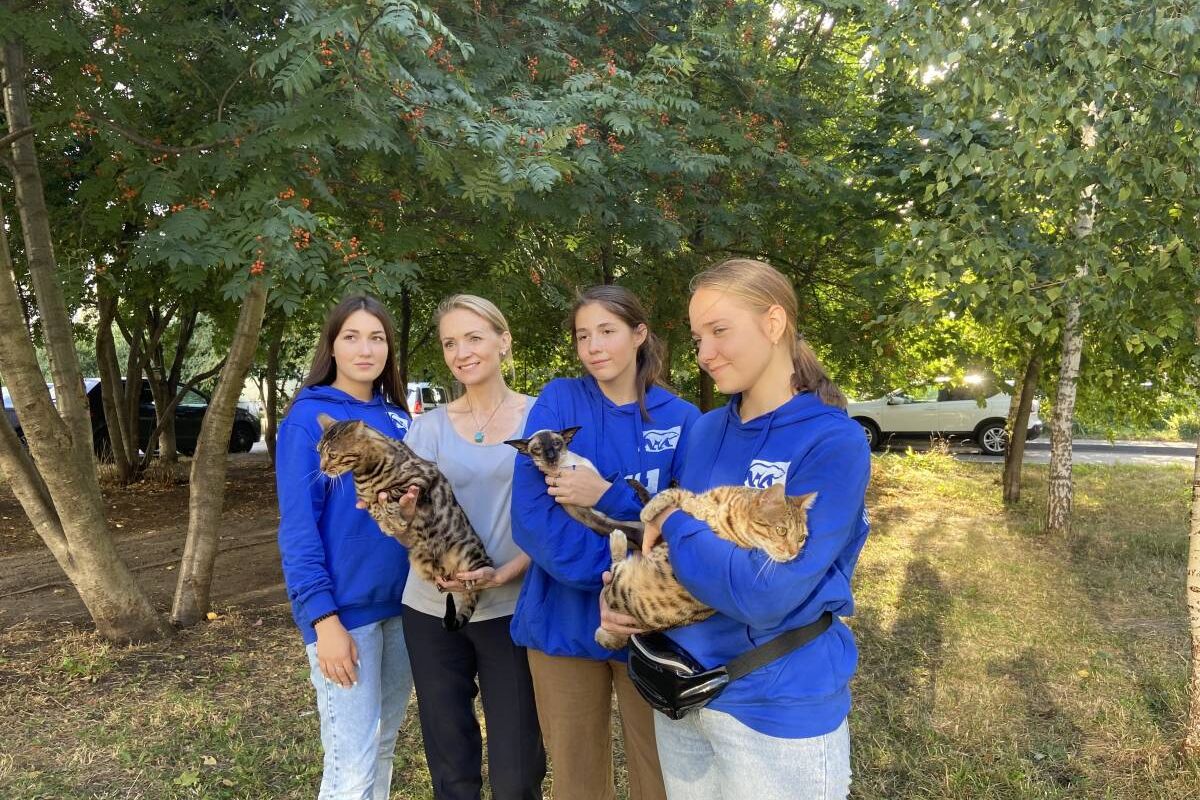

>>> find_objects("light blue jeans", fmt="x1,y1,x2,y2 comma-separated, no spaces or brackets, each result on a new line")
305,615,415,800
654,709,850,800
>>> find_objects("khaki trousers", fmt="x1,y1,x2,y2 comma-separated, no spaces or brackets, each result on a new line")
527,649,667,800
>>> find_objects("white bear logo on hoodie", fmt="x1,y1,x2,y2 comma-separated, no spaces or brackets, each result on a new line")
642,427,681,452
745,459,789,489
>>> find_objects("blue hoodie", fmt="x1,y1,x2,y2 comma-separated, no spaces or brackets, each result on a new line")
276,385,412,645
660,391,871,738
510,376,701,661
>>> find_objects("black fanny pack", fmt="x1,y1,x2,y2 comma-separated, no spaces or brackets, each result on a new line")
627,611,834,720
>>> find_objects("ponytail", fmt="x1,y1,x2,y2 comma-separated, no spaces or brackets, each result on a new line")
791,334,846,409
632,329,666,422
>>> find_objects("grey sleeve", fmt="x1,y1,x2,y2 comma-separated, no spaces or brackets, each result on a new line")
404,411,440,462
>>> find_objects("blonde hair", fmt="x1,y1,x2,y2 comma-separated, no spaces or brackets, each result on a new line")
434,293,514,368
690,259,846,409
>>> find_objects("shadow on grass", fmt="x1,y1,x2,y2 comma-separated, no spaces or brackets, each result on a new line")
851,552,951,797
985,649,1086,790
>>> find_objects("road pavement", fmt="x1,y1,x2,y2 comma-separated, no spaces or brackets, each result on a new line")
876,437,1194,466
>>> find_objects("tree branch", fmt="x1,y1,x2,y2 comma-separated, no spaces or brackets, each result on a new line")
95,118,234,155
0,124,36,150
352,7,389,62
216,63,254,124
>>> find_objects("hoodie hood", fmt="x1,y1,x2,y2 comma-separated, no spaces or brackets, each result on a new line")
705,391,845,485
579,375,682,485
289,384,410,439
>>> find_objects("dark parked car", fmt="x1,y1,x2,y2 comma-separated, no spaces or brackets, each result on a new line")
84,378,261,456
1,379,260,456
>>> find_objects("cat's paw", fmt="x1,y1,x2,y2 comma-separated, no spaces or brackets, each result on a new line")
609,529,629,563
640,489,681,524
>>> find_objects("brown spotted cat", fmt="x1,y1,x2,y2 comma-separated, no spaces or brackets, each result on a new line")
316,413,493,631
596,483,817,649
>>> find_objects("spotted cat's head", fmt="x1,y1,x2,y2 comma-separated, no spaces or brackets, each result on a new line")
731,483,818,562
504,426,581,473
316,413,382,477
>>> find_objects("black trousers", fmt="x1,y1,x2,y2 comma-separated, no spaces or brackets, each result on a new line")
402,606,546,800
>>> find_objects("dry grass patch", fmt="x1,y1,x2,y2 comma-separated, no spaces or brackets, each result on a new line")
1,452,1198,798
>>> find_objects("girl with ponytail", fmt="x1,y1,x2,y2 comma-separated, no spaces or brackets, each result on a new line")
619,259,870,800
509,285,700,800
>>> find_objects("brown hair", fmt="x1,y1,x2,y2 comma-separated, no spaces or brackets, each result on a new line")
570,285,666,421
293,294,409,412
690,259,846,409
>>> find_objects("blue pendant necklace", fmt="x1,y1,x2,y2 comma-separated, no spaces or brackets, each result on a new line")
467,393,506,444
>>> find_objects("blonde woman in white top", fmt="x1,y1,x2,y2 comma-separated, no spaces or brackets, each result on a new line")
394,294,545,800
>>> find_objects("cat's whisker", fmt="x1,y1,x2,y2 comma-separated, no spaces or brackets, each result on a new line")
754,552,774,584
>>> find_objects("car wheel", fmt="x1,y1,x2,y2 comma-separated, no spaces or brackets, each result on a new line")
975,420,1009,456
854,418,882,451
230,423,256,453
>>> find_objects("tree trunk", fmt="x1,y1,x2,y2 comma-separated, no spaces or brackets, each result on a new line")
600,241,614,285
1186,426,1200,754
96,288,138,479
154,302,200,465
1046,296,1083,535
171,279,268,626
119,311,146,464
399,285,412,390
1,41,166,642
699,369,715,412
1003,353,1041,504
265,315,285,463
1185,304,1200,755
146,369,177,463
1047,178,1096,535
662,335,674,388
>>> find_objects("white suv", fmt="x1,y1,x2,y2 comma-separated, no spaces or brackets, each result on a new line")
406,382,448,415
847,377,1042,456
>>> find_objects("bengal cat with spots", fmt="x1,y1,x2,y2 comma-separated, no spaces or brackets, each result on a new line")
316,413,492,631
597,482,817,649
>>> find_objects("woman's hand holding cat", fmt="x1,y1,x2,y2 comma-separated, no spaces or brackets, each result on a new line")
314,616,358,689
437,552,529,591
546,465,610,507
356,485,420,521
436,566,497,592
599,570,646,635
640,504,677,555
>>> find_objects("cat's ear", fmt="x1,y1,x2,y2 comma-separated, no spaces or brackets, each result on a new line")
755,482,788,520
317,413,337,432
790,492,818,514
504,437,531,455
559,426,582,445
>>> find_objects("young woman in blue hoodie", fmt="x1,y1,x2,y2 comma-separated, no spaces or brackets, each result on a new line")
628,259,870,800
276,295,415,800
510,285,700,800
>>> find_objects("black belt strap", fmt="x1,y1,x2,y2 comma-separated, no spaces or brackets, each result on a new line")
726,611,834,681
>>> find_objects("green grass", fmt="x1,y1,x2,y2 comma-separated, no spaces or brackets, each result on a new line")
1,453,1198,798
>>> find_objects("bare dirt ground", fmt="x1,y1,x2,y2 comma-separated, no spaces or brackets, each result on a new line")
0,452,285,629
